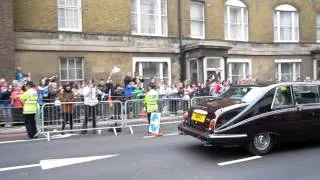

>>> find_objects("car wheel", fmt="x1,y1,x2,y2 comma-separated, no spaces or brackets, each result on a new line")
247,133,273,155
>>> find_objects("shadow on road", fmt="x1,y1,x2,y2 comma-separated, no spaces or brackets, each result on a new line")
178,139,320,159
273,140,320,154
178,141,251,161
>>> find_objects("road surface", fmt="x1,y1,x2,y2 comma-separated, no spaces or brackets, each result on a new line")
0,124,320,180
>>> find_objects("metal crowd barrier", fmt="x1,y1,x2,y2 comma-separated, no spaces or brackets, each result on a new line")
1,95,217,140
40,100,124,140
0,106,24,127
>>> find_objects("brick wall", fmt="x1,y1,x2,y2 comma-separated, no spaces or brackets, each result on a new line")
13,0,320,42
0,0,15,80
13,0,57,31
82,0,131,34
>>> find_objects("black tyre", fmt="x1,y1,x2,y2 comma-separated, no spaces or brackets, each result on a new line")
247,133,274,155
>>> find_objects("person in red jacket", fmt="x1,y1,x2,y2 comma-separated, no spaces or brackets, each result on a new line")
214,81,222,95
11,85,24,125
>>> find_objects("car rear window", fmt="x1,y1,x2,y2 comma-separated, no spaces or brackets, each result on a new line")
219,86,264,103
219,87,252,101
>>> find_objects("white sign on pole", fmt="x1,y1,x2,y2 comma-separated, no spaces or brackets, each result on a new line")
149,113,161,134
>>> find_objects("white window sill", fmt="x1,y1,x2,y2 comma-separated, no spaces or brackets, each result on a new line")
190,35,205,40
225,38,249,42
58,28,82,32
132,32,168,37
274,40,300,43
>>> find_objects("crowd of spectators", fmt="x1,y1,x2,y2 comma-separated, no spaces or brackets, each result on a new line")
0,67,260,128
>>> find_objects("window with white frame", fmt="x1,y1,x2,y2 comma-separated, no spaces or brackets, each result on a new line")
131,0,167,36
317,13,320,42
275,60,301,82
60,57,84,82
224,0,248,41
58,0,82,31
227,59,251,83
273,4,299,42
190,1,205,39
203,58,224,82
133,57,171,89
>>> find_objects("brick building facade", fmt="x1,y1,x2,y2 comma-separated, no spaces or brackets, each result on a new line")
2,0,320,86
0,0,15,79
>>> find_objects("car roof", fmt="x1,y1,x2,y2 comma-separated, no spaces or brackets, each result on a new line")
232,82,320,96
268,81,320,88
231,83,267,87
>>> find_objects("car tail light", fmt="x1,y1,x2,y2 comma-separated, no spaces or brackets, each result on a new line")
208,119,215,131
182,112,189,120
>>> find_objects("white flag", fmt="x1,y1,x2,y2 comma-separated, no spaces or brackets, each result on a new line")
111,66,121,74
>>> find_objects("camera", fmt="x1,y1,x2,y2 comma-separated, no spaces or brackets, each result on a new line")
49,75,58,82
139,76,144,83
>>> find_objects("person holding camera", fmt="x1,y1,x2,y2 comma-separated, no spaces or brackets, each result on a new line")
38,77,49,106
82,79,102,134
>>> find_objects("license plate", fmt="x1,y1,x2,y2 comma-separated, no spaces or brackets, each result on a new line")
191,113,206,123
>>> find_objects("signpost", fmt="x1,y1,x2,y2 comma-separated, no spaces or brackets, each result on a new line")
149,113,161,135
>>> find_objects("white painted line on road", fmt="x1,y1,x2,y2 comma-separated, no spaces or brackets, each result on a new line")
217,156,262,166
0,138,47,144
143,132,180,139
0,154,119,172
0,134,78,144
164,132,180,137
0,163,40,172
40,154,119,170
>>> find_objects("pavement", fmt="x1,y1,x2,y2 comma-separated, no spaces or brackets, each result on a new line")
0,123,320,180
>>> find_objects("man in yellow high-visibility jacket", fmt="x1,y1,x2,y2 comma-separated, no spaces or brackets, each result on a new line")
144,83,159,124
20,81,38,138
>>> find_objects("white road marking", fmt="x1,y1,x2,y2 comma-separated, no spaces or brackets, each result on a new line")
217,156,262,166
0,134,78,144
0,154,119,172
50,134,78,139
164,132,180,136
0,138,47,144
40,154,119,170
143,132,180,139
0,164,40,172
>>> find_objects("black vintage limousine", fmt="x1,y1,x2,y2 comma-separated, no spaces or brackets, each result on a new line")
178,82,320,155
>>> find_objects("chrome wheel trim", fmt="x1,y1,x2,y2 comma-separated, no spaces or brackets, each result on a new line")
253,133,271,151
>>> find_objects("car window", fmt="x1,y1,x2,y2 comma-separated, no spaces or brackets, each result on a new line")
271,85,294,109
241,87,265,103
219,87,258,101
293,85,319,104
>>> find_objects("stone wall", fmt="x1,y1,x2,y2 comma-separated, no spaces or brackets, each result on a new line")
0,0,15,79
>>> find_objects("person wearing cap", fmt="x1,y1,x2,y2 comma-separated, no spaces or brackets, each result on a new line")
20,81,38,138
144,83,159,126
15,67,24,82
